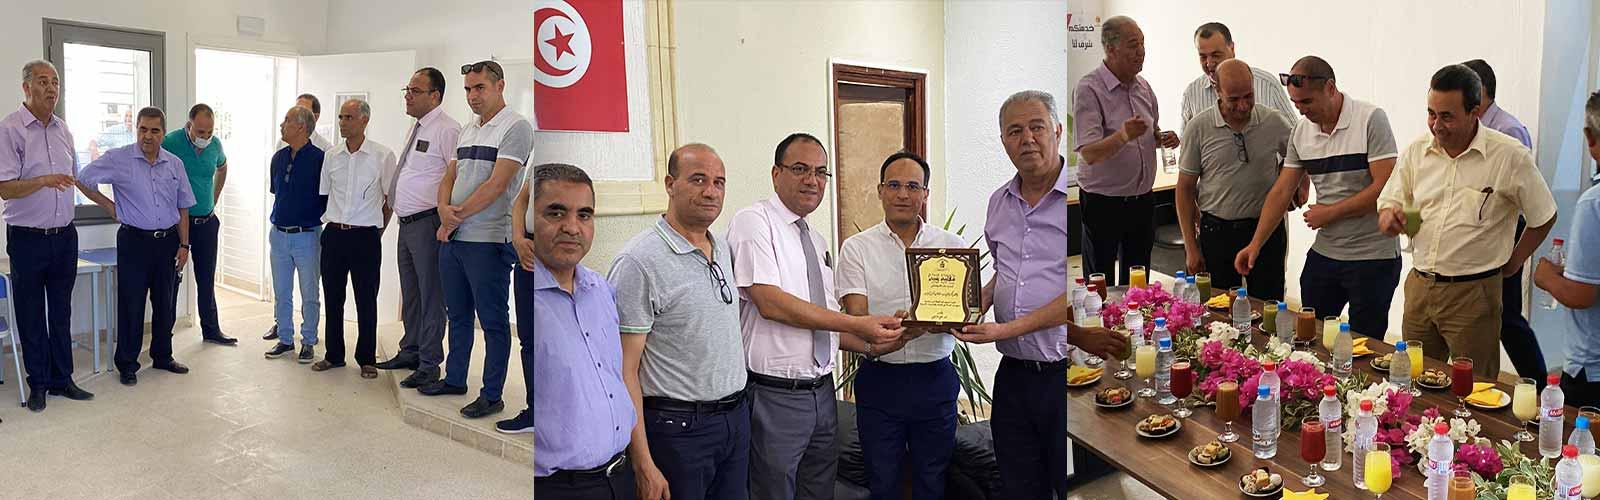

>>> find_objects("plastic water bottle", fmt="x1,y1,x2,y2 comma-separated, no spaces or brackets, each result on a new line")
1071,277,1088,316
1426,422,1455,500
1543,238,1567,310
1152,317,1171,346
1275,302,1293,346
1232,287,1252,332
1570,415,1596,455
1333,322,1354,379
1318,385,1344,471
1124,302,1145,341
1156,336,1175,405
1557,444,1584,499
1082,285,1104,328
1352,399,1378,489
1253,386,1279,459
1172,271,1188,302
1389,341,1412,391
1184,276,1203,328
1543,373,1568,459
1259,361,1281,402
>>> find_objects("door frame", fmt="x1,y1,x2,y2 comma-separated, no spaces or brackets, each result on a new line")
827,60,928,247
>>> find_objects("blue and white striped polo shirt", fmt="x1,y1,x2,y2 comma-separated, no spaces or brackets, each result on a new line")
1283,94,1400,261
450,107,534,243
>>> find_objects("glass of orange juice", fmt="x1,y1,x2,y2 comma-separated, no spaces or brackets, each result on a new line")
1129,266,1148,289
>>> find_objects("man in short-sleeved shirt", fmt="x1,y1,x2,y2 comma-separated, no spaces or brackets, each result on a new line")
161,103,237,345
1179,22,1297,129
1536,90,1600,407
1378,64,1556,378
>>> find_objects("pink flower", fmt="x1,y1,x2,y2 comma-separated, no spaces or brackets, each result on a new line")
1422,407,1441,420
1454,443,1504,476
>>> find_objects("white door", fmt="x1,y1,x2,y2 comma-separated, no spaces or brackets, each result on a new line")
297,50,417,323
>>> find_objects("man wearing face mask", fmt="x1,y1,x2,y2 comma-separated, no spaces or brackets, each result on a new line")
162,103,237,346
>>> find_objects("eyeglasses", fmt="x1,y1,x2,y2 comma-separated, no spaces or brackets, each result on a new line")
1232,132,1249,163
708,260,734,304
1279,73,1331,88
461,61,505,80
879,181,927,193
401,87,438,96
777,162,832,179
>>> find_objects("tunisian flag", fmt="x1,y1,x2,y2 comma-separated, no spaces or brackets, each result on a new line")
533,0,628,132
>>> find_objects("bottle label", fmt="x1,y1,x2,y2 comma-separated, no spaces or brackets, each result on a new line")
1326,418,1342,430
1551,407,1565,418
1570,484,1583,496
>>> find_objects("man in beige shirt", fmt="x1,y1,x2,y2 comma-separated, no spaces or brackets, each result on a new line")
1378,64,1557,377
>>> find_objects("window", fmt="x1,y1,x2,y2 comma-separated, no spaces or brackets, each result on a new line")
43,19,165,224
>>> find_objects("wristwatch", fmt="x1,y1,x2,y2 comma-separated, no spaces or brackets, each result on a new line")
180,243,191,250
864,342,876,359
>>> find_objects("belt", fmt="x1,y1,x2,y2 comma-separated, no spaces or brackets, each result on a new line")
273,225,319,234
190,214,214,225
539,452,629,483
1413,268,1499,283
9,224,73,235
1200,212,1262,230
399,208,437,224
1080,190,1154,203
643,390,745,414
327,223,377,231
748,371,832,391
1002,356,1070,373
119,224,177,239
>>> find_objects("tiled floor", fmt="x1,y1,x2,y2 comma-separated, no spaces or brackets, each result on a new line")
1066,473,1167,500
0,290,531,499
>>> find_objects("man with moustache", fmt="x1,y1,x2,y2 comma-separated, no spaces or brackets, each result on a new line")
161,103,237,345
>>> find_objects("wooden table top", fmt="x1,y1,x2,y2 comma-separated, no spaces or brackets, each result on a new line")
1068,291,1574,499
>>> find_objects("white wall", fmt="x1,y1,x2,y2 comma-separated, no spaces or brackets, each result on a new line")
1101,0,1548,338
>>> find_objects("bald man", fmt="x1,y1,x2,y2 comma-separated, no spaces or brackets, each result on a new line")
1175,59,1295,300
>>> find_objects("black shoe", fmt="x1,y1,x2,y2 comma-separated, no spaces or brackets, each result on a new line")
262,324,279,341
203,332,239,345
48,382,94,401
152,361,190,374
298,345,315,364
460,397,504,419
374,354,419,371
26,388,45,412
400,368,440,389
120,373,137,386
417,380,468,396
265,343,295,359
495,410,534,434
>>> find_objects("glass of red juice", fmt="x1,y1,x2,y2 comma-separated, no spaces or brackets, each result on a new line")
1300,417,1326,487
1171,359,1193,418
1451,357,1475,418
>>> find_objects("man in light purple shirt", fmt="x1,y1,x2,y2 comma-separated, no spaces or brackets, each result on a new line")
525,163,636,500
0,59,104,411
1072,15,1180,286
76,107,197,387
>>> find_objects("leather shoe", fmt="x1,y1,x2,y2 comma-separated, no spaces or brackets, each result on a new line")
374,354,419,371
400,368,439,389
152,361,190,374
48,382,94,401
120,373,137,386
417,380,468,396
203,333,239,345
460,397,504,419
26,388,45,412
262,324,279,341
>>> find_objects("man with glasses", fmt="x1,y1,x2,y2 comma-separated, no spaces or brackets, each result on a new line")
1235,56,1401,341
374,67,461,391
728,133,904,500
418,60,533,421
1175,59,1294,300
162,103,237,346
608,144,748,500
834,150,965,500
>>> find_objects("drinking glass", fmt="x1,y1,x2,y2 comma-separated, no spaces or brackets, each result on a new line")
1513,378,1539,442
1364,443,1393,498
1447,470,1475,500
1450,357,1474,418
1135,344,1157,398
1171,358,1194,418
1300,417,1326,487
1506,474,1535,500
1089,273,1108,300
1216,381,1240,443
1195,272,1213,301
1322,316,1340,352
1112,328,1136,380
1129,265,1148,289
1406,340,1424,396
1295,307,1317,347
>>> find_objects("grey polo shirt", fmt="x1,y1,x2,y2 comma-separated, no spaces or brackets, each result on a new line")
1178,105,1294,220
608,216,746,402
451,108,533,243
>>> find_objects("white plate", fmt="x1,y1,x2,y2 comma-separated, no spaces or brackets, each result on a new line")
1136,417,1181,438
1094,392,1134,409
1068,374,1103,388
1238,472,1284,498
1466,390,1512,410
1189,446,1231,467
1371,357,1391,373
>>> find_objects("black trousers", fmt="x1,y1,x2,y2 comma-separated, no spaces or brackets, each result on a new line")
992,357,1068,499
320,226,381,366
1300,250,1401,341
114,226,179,374
1199,213,1288,301
645,397,752,500
514,264,535,410
535,467,637,500
5,227,77,389
1502,217,1548,385
1562,369,1600,409
1079,190,1154,286
189,214,223,336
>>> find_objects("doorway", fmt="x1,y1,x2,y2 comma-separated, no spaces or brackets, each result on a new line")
831,63,927,244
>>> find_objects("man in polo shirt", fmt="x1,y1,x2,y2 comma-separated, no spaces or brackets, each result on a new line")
1176,59,1295,300
835,150,965,500
77,107,196,387
418,60,533,421
728,133,904,500
262,105,327,364
527,162,636,499
312,98,397,378
951,90,1073,499
1462,58,1547,384
0,59,98,410
1235,56,1401,340
1073,15,1181,286
610,144,748,500
1535,90,1600,407
1180,23,1297,128
161,103,237,346
374,67,461,390
1378,64,1556,378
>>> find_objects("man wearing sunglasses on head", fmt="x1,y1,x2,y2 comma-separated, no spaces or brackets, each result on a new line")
608,144,749,500
1175,59,1294,301
1235,56,1401,341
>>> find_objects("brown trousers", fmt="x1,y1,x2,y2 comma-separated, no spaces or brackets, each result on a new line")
1401,270,1503,378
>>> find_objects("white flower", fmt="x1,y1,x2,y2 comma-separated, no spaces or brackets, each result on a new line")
1287,351,1326,372
1206,322,1242,343
1404,415,1483,455
1343,381,1400,446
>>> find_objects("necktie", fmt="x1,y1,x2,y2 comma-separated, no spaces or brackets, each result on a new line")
795,218,830,367
390,122,421,202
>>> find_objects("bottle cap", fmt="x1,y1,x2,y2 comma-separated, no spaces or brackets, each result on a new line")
1566,444,1579,458
1175,271,1186,279
1396,341,1408,351
1127,302,1139,309
1075,276,1086,284
1158,338,1171,349
1551,373,1562,385
1340,322,1350,332
1259,386,1271,397
1278,302,1287,310
1262,361,1276,371
1155,318,1167,328
1360,399,1373,411
1555,238,1565,245
1580,416,1591,430
1237,287,1248,297
1323,385,1336,397
1435,422,1449,435
1187,275,1196,283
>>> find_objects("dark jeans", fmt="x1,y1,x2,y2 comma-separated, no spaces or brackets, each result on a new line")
1199,213,1287,301
440,241,515,401
855,359,958,500
114,227,180,374
1562,369,1600,409
1300,250,1400,341
5,227,77,389
514,264,535,411
1079,190,1154,286
320,226,382,366
1502,218,1548,384
535,466,638,500
190,214,224,336
992,357,1069,499
645,397,752,500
